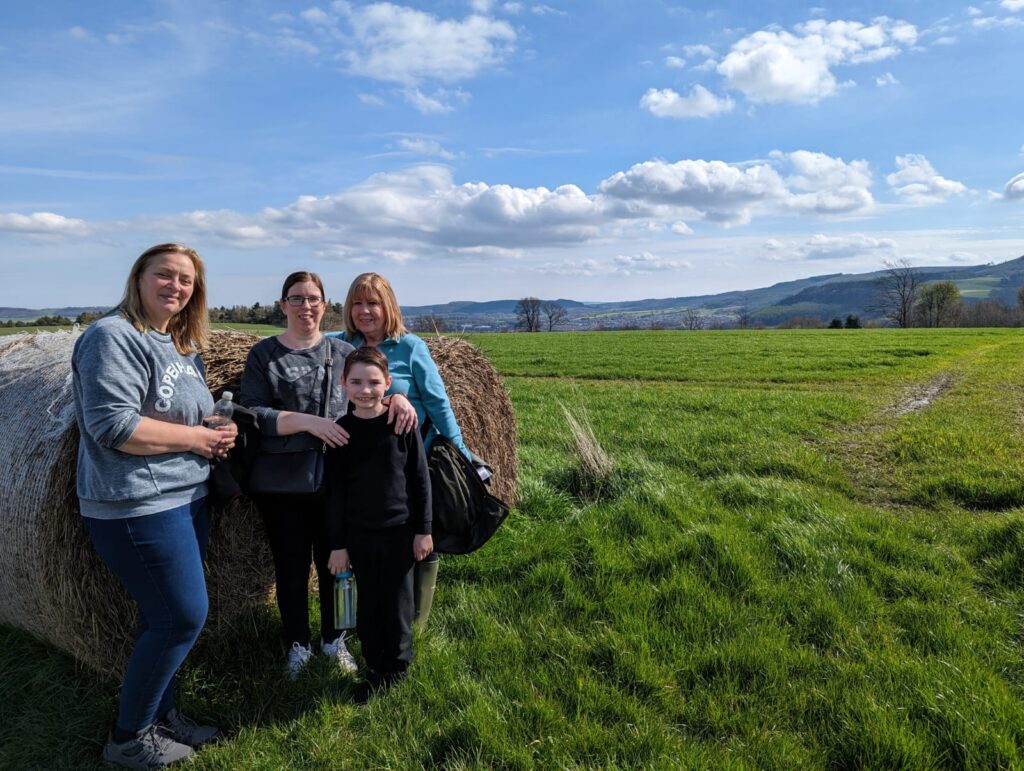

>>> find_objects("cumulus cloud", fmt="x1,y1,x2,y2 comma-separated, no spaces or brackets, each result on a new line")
1003,0,1024,10
885,154,967,204
990,171,1024,200
640,85,735,119
598,150,874,224
717,17,917,104
0,212,90,236
875,72,898,86
341,3,516,85
765,232,898,261
613,251,694,273
5,151,880,254
665,56,686,68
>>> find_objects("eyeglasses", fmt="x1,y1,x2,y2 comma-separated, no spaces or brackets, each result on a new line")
285,295,324,307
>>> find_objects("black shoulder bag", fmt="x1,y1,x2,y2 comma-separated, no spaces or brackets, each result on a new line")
245,346,334,497
422,420,510,555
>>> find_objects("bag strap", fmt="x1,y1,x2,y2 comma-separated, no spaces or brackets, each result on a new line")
322,341,334,420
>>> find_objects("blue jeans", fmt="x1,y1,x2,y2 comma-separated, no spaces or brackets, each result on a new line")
83,497,209,732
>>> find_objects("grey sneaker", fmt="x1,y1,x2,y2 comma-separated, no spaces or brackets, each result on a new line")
158,707,222,748
321,633,359,674
101,724,193,768
285,641,313,679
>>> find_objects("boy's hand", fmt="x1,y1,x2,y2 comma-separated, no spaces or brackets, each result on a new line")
328,548,350,574
413,534,433,562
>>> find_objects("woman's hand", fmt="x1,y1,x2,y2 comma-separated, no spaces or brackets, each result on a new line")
413,534,433,562
190,425,230,459
328,548,350,574
204,418,239,458
386,393,418,435
299,414,350,447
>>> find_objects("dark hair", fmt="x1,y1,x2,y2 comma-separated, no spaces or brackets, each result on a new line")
280,270,325,301
343,346,390,379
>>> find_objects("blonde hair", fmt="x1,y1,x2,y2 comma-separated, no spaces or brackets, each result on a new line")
343,272,408,340
118,243,209,354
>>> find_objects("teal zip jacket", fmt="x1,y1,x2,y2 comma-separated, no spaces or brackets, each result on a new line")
327,331,470,459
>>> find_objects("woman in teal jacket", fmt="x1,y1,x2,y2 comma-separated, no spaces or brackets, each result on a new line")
328,272,470,627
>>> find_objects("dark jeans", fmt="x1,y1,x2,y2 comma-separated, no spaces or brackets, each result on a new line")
257,492,336,646
83,497,209,732
349,527,415,675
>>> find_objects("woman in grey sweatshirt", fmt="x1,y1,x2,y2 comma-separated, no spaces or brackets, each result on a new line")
72,244,236,769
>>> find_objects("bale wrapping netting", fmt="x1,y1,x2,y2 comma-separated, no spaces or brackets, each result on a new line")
0,329,516,674
0,329,273,676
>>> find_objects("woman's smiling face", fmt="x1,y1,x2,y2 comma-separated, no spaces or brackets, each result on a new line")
138,252,195,331
350,292,386,342
280,279,325,335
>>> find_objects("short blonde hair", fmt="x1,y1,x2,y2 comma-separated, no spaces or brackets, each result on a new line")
343,272,408,340
119,243,209,355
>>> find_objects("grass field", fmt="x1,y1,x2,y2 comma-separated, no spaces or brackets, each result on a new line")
3,328,1024,768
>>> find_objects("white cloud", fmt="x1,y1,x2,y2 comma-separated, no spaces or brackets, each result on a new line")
469,0,494,12
300,7,335,25
531,5,568,17
781,150,875,215
875,72,898,86
358,92,386,106
973,15,1024,28
799,233,898,260
536,259,602,276
968,6,984,16
768,232,898,261
67,26,94,41
340,2,516,85
682,44,715,57
503,3,523,14
665,56,686,68
717,17,917,104
4,152,879,253
886,154,968,204
394,137,457,158
1001,0,1024,11
641,85,735,119
0,212,90,236
613,251,694,273
598,150,874,224
991,171,1024,200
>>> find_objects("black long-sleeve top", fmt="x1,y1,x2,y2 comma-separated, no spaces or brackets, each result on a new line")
325,410,432,550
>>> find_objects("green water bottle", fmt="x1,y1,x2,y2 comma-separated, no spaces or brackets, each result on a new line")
334,569,356,631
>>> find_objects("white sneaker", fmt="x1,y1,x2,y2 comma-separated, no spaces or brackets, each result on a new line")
285,642,313,679
321,633,359,674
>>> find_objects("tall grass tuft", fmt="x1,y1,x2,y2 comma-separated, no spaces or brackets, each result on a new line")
558,401,616,501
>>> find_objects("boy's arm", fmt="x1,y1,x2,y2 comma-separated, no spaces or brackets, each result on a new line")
406,429,432,536
325,443,349,552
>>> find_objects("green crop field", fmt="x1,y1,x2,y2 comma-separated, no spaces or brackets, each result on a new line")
4,328,1024,768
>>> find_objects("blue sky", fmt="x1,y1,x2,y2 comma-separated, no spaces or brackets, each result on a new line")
1,1,1022,307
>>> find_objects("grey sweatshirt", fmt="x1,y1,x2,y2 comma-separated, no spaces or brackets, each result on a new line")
72,314,214,519
239,336,354,444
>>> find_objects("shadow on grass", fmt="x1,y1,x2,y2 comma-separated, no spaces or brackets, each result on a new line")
0,605,361,770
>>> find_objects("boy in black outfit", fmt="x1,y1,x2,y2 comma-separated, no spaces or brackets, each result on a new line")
326,346,433,701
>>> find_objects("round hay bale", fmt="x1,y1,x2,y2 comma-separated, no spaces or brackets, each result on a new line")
0,329,274,676
425,335,518,505
0,328,515,674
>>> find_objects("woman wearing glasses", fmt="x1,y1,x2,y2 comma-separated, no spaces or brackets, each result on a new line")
240,271,417,677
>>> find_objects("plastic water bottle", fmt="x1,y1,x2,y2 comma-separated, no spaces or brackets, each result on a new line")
207,391,234,428
334,569,357,630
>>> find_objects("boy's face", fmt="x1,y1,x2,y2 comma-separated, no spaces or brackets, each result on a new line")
343,361,392,411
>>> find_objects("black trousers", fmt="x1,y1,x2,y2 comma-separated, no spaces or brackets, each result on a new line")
257,492,336,647
348,527,415,675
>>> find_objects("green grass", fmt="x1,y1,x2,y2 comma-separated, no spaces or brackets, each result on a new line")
4,328,1024,768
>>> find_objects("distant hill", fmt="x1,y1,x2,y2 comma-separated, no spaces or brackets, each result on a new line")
0,306,108,322
400,255,1024,329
